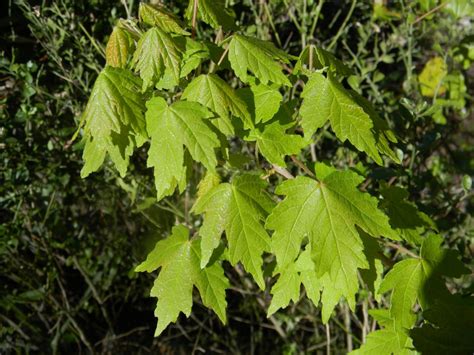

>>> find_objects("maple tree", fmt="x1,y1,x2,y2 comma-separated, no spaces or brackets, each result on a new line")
77,1,473,353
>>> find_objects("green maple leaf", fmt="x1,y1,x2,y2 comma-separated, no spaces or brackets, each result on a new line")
379,258,424,330
266,163,397,319
192,174,273,289
378,233,469,332
350,329,413,355
250,83,283,124
359,231,384,301
186,0,236,31
156,37,209,91
139,3,189,35
356,235,469,354
105,26,133,68
349,91,400,164
351,310,415,355
145,97,219,200
81,66,146,178
180,38,209,77
300,72,383,164
237,81,283,124
268,246,321,316
247,119,306,167
228,34,292,86
135,225,229,336
410,296,474,355
182,74,251,134
380,184,435,246
294,44,353,76
132,27,183,90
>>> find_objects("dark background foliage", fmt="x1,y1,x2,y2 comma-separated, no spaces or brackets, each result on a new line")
1,0,472,353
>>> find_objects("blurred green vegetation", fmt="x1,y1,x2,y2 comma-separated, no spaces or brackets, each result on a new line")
1,0,472,353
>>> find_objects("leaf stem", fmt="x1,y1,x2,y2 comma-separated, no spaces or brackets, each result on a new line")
291,155,315,177
385,241,419,259
191,0,199,38
217,44,230,67
272,164,295,179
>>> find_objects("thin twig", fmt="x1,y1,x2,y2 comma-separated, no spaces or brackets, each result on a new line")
0,314,30,340
326,323,331,355
217,45,230,67
362,300,369,343
327,0,356,50
291,156,315,177
73,257,115,334
343,304,353,351
412,2,448,25
191,0,199,38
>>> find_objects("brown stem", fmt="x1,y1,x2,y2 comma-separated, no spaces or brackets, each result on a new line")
385,241,419,259
291,155,315,177
191,0,199,38
217,44,230,67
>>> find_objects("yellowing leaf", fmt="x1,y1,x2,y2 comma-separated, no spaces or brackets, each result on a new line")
418,57,447,97
186,0,236,31
105,26,133,68
139,3,189,35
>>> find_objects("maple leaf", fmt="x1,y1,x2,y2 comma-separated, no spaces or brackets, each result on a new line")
237,81,283,125
359,231,384,301
132,27,183,90
248,120,305,167
156,37,210,91
139,3,189,35
135,225,229,336
348,90,401,164
81,66,146,178
192,174,273,289
145,97,219,200
379,234,469,330
410,296,474,355
350,329,412,355
300,72,383,164
267,246,321,316
105,26,133,68
355,234,469,354
185,0,236,31
180,38,209,77
266,163,397,319
228,34,293,86
294,44,353,76
379,184,435,246
182,74,251,134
